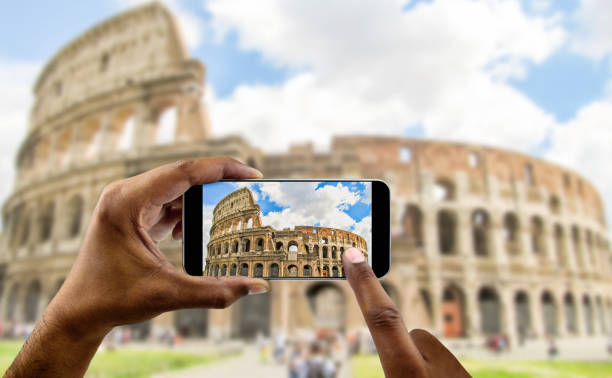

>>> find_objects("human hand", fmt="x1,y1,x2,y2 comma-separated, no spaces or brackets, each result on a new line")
6,158,270,377
342,248,470,378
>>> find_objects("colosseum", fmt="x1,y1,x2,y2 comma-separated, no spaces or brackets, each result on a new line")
204,187,368,278
0,2,611,345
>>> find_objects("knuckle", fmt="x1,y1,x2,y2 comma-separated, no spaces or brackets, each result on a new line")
210,287,232,309
173,159,197,185
365,304,404,330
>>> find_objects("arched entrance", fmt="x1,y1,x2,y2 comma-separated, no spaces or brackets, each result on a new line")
564,293,577,335
442,285,466,338
174,309,208,338
541,291,557,337
24,281,41,323
306,284,345,330
232,292,271,339
583,295,594,335
515,291,531,340
478,287,501,335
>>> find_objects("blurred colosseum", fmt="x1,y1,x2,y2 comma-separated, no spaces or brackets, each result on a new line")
204,187,368,278
0,3,611,345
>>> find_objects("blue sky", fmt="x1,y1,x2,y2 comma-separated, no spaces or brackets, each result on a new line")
1,0,612,233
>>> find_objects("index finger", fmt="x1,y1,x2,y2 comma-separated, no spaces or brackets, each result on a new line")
125,157,262,206
342,248,427,377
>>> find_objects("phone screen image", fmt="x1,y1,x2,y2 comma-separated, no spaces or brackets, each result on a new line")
201,181,372,278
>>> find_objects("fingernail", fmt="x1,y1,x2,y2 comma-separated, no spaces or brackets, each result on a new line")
250,167,264,178
248,283,269,295
345,248,365,263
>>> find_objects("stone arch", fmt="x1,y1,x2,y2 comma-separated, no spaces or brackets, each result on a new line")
572,226,583,267
472,209,490,256
65,194,84,238
24,280,42,323
254,263,263,277
313,245,319,256
117,112,136,151
81,117,102,158
322,266,330,277
214,265,219,276
5,283,20,320
155,104,178,145
596,296,606,334
275,241,284,251
230,264,237,276
530,216,545,254
554,224,567,267
322,246,329,258
541,291,558,336
240,263,249,277
332,266,339,277
242,238,251,252
303,265,312,277
515,291,531,341
246,217,253,228
269,263,279,277
232,291,271,339
174,309,208,338
402,204,423,247
221,264,227,276
288,240,298,252
306,283,346,330
256,237,264,251
549,195,561,215
564,293,577,335
583,295,594,335
223,242,229,254
231,240,239,253
331,246,337,259
503,212,520,255
478,286,501,335
437,210,457,255
381,281,401,308
287,264,298,277
433,179,455,201
38,201,55,242
321,237,328,244
18,211,32,247
442,284,466,338
585,230,595,266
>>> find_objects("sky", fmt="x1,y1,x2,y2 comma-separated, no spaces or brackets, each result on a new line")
1,0,612,233
202,181,373,262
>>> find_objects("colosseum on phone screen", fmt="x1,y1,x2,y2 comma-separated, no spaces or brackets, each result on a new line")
202,182,372,278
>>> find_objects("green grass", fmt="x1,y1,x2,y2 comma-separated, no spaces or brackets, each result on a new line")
352,354,612,378
1,340,229,378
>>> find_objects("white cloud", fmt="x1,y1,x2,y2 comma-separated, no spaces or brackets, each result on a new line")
352,215,372,260
0,59,40,230
205,0,565,152
546,100,612,229
202,204,214,262
570,0,612,61
114,0,203,50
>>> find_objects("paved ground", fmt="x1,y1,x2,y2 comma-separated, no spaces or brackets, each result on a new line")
153,345,352,378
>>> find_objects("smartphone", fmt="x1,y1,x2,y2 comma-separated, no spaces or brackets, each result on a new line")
183,179,390,279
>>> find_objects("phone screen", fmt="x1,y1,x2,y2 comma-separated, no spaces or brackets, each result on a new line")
201,180,372,278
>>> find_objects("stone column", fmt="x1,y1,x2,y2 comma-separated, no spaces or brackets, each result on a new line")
491,211,508,267
530,288,544,338
464,285,480,338
563,225,578,274
556,292,567,338
544,222,557,266
132,104,156,149
573,291,586,337
519,216,535,268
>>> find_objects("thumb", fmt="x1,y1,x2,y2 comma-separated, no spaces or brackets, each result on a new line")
170,273,270,310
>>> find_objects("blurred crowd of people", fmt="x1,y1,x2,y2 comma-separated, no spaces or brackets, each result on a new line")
254,329,376,378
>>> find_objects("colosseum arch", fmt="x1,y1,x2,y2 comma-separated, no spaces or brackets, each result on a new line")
303,265,312,277
572,226,584,268
530,216,546,255
564,293,578,335
478,286,501,335
442,284,465,338
24,280,42,323
583,295,594,335
80,117,102,158
5,283,20,320
232,292,271,339
242,239,251,252
221,264,227,276
17,211,32,248
585,230,595,266
255,238,264,251
331,246,337,259
230,264,237,276
549,195,561,215
275,241,283,251
288,240,299,252
472,209,491,257
503,213,520,255
38,201,55,242
322,246,329,258
541,291,558,337
112,109,136,151
433,179,456,201
254,263,264,277
155,104,178,145
174,309,208,338
514,291,531,341
554,224,567,267
331,266,339,277
437,210,457,255
287,264,298,277
55,127,73,167
596,296,607,334
65,194,84,238
240,263,249,276
231,240,239,254
402,204,424,248
306,283,346,330
269,263,279,277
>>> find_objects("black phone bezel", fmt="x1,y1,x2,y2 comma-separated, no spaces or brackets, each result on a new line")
183,179,390,279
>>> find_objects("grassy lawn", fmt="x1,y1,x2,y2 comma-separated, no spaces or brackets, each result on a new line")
1,340,230,377
352,354,612,378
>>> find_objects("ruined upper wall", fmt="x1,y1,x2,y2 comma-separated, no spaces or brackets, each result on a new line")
30,2,191,129
213,187,258,224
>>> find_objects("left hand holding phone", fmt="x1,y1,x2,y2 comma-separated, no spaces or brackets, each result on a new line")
5,158,270,378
